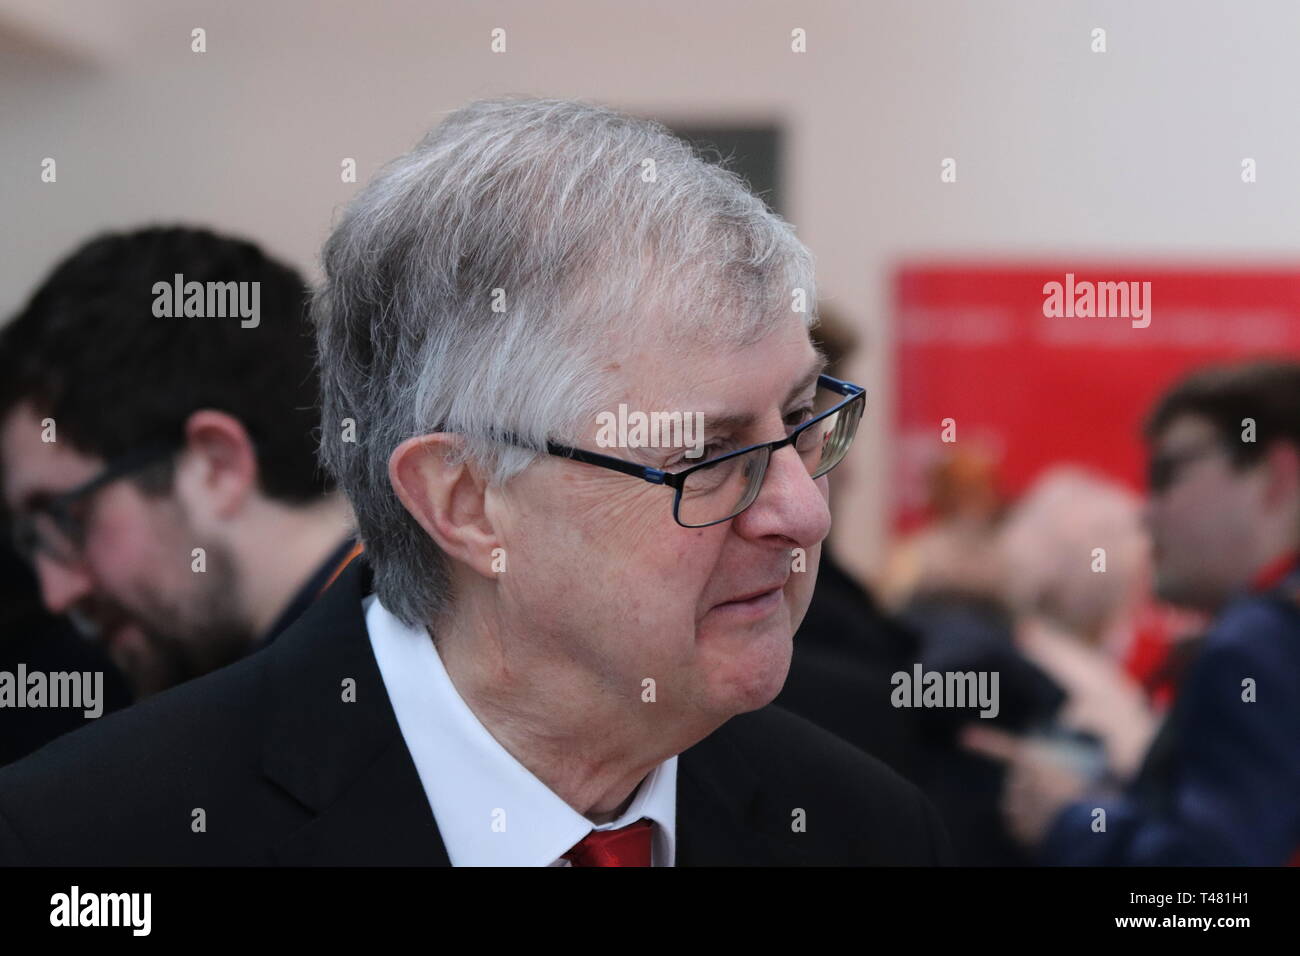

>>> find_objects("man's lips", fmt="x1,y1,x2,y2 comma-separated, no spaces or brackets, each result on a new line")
69,605,148,659
708,586,784,621
708,578,789,618
717,582,786,606
91,618,144,656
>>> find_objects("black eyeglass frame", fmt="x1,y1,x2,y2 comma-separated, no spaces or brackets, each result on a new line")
9,444,178,565
1146,439,1233,495
495,373,866,528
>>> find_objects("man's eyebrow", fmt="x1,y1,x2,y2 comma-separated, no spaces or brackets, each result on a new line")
697,352,829,436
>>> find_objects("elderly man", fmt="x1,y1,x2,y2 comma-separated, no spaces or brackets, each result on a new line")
0,97,950,866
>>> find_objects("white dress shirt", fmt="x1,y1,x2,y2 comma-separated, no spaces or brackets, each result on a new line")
364,594,677,866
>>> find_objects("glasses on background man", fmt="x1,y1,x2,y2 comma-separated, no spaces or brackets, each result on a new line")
8,445,176,567
1146,439,1231,495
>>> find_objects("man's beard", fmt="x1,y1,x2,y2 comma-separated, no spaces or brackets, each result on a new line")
72,544,256,698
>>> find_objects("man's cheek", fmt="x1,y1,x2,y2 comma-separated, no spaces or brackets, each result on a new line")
599,503,665,552
795,540,820,583
789,547,820,615
88,551,155,612
86,515,159,582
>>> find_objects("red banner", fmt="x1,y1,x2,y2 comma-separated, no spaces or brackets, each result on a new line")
892,263,1300,530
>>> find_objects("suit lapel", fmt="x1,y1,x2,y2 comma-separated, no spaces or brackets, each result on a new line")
676,715,823,866
258,557,450,866
272,739,449,865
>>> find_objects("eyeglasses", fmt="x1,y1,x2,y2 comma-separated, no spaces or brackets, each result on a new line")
9,444,177,567
496,374,866,528
1147,440,1228,494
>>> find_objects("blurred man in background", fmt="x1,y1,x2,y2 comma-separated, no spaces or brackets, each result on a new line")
997,467,1159,784
967,359,1300,865
0,226,357,702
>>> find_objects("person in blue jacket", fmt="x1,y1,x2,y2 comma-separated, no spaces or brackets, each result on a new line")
965,359,1300,866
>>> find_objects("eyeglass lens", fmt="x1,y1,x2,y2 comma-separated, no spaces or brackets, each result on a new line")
676,386,862,527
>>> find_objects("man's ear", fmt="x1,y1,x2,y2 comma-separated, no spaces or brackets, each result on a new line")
389,433,499,578
173,410,260,522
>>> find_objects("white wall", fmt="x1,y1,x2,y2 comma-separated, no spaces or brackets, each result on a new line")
4,0,1299,583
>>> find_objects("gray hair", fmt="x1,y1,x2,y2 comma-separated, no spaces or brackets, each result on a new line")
312,96,818,627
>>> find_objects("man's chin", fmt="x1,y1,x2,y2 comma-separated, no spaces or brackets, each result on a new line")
703,628,793,716
725,668,789,717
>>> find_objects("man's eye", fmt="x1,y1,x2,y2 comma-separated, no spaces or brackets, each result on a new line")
673,436,740,466
680,443,727,464
785,405,815,430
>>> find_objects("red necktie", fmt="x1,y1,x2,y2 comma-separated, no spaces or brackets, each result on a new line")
562,817,655,866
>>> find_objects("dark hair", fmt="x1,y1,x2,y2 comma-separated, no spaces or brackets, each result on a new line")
0,225,331,502
1144,359,1300,467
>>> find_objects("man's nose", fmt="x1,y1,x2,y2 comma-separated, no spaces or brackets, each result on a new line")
732,445,832,546
33,553,95,615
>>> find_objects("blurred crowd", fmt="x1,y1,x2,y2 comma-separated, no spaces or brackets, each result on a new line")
776,309,1300,865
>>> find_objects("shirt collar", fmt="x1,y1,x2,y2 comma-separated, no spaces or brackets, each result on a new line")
363,594,677,866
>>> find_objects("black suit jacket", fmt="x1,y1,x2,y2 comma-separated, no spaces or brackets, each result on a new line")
775,553,926,780
0,558,952,866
